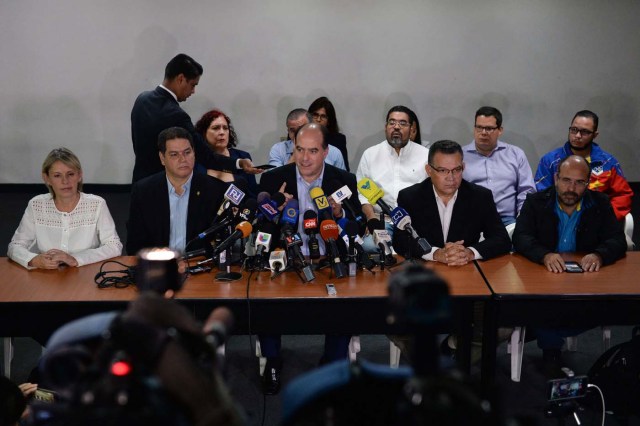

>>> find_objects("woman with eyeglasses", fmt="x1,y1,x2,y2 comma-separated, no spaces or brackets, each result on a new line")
8,148,122,270
195,109,258,198
308,96,350,171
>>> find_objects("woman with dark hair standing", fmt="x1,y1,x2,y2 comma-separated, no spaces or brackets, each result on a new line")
308,96,350,171
195,109,258,198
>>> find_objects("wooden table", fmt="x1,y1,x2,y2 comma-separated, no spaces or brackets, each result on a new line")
0,256,490,344
477,252,640,386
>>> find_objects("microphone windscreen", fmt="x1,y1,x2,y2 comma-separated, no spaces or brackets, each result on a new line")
257,191,271,204
319,220,340,241
238,198,258,223
271,192,287,208
357,177,384,205
345,220,359,237
366,218,385,234
281,199,299,227
235,221,253,238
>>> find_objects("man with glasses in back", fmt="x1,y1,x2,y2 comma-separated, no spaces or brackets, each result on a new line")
534,110,633,221
514,155,626,374
463,106,535,226
268,108,345,169
356,105,430,251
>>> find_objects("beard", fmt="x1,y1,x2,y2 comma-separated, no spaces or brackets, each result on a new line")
569,140,592,152
558,190,580,207
388,136,407,149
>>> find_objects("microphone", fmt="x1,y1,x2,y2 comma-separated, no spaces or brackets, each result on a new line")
344,220,359,276
269,249,287,278
373,229,393,256
203,306,234,350
223,183,246,206
258,192,287,223
390,207,432,257
326,180,366,229
196,214,235,241
280,200,315,282
303,210,321,260
319,219,347,279
183,245,213,260
237,198,257,224
357,177,393,216
309,186,333,220
254,221,278,271
212,221,253,256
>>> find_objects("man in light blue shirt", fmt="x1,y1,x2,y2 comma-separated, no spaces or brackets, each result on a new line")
268,108,346,170
462,106,535,225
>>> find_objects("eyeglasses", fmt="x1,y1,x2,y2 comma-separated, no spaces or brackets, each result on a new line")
474,125,499,134
557,176,589,188
312,112,328,121
429,164,464,177
568,127,594,137
387,119,410,128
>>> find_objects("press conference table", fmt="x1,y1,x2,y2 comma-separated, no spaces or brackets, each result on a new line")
0,256,489,372
478,252,640,387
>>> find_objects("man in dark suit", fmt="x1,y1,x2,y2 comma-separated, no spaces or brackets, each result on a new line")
127,127,228,255
513,155,626,373
257,122,363,395
393,139,511,263
392,140,511,362
130,53,257,183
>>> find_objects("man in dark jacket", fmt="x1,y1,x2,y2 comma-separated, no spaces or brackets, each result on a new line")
513,155,626,373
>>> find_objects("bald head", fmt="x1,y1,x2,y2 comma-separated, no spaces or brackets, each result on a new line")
294,122,329,182
295,122,328,149
557,155,590,181
555,155,591,211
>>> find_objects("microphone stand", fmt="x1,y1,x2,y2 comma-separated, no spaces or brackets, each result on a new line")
215,224,242,282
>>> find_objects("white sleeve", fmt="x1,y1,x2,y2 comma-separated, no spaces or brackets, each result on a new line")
7,202,39,269
72,199,123,266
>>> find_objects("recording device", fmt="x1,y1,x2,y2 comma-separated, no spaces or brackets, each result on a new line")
32,294,242,425
373,229,393,256
326,283,337,296
255,164,277,170
303,210,321,260
135,248,184,294
547,376,588,402
269,249,287,278
357,177,393,216
320,219,347,279
565,261,584,273
391,207,432,257
310,186,333,220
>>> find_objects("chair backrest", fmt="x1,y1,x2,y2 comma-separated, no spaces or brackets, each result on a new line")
625,213,635,251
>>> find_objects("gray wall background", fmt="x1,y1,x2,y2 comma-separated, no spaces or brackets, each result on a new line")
1,0,639,184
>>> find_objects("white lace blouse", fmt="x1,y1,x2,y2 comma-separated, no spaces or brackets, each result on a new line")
8,193,123,269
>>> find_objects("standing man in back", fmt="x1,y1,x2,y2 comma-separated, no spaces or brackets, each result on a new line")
131,53,257,183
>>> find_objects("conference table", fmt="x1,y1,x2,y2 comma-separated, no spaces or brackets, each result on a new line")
0,256,490,373
478,252,640,387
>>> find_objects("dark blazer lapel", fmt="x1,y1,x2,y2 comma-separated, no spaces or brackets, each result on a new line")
421,179,446,246
186,174,202,239
157,175,171,245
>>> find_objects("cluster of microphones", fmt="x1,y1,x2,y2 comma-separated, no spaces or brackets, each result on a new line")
182,177,432,283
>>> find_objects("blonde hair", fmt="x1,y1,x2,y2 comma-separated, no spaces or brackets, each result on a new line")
42,147,83,197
